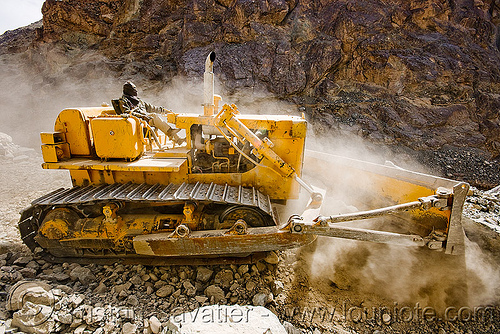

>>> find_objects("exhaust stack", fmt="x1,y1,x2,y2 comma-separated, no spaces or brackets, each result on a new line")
203,52,216,116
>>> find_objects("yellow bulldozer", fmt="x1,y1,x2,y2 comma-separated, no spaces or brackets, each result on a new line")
19,52,469,265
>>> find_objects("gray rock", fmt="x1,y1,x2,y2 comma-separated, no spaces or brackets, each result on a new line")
39,272,70,282
156,284,175,298
252,292,272,306
255,261,267,272
69,266,96,285
122,322,138,334
93,282,107,294
119,290,129,299
55,284,73,294
172,289,182,299
0,308,9,321
204,285,225,303
194,296,208,304
166,305,287,334
154,280,167,289
237,265,249,276
26,261,40,270
149,315,161,334
57,311,73,325
271,280,284,295
130,274,143,286
74,324,87,334
214,269,233,289
183,281,197,296
126,294,139,306
13,256,33,265
245,281,256,292
263,251,280,264
115,282,132,294
19,267,37,278
196,267,213,283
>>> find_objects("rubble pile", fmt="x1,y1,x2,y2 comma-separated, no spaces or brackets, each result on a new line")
0,134,499,333
465,186,500,233
0,251,293,334
0,132,37,161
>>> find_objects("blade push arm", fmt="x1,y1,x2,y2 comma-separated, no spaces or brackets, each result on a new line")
313,194,448,225
287,183,469,254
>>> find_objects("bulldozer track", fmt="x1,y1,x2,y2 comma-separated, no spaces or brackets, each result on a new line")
18,182,274,265
29,181,272,213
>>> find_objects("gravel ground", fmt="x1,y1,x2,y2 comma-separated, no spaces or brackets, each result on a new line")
0,135,499,333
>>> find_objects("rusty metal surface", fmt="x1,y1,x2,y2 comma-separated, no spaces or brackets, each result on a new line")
133,226,316,257
19,182,279,262
290,220,426,247
445,182,469,255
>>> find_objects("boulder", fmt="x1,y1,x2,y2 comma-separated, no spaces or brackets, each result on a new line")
122,322,138,334
204,285,225,303
196,267,213,283
6,281,53,311
156,284,175,298
166,305,287,334
149,315,161,334
69,266,96,285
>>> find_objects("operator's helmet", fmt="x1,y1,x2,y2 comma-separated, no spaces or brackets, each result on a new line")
123,81,138,97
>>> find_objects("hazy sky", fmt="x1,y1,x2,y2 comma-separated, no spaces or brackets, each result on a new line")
0,0,45,35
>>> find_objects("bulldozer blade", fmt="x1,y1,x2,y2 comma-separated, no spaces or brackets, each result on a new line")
302,150,469,254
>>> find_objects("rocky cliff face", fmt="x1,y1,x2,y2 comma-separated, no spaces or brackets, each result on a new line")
1,0,500,185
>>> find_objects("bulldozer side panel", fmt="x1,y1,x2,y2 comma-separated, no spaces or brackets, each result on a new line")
54,108,115,156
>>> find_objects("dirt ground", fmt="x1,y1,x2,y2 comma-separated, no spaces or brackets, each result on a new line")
0,157,70,254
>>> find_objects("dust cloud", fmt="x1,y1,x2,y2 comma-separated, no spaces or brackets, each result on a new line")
1,48,498,313
0,53,121,148
0,52,296,150
300,134,500,311
0,52,209,149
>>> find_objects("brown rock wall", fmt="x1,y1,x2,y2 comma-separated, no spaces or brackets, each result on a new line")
2,0,500,171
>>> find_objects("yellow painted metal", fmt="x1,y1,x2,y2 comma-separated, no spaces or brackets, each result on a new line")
44,157,187,172
91,116,145,160
41,132,70,162
166,112,307,137
54,107,115,156
215,104,296,177
43,104,306,199
60,159,189,186
40,132,66,144
304,151,453,233
41,143,70,162
153,148,191,158
164,106,306,199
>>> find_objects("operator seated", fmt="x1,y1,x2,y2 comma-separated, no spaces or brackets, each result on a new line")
114,81,184,146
